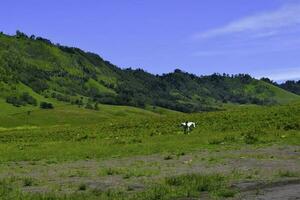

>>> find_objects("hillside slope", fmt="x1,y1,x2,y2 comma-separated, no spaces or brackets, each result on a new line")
279,80,300,95
0,31,299,112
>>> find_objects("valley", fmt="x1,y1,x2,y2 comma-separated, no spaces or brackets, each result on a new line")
0,101,299,199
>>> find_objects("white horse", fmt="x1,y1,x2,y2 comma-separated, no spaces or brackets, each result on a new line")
181,121,196,133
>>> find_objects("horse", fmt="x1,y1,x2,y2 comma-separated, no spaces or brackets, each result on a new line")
181,121,196,134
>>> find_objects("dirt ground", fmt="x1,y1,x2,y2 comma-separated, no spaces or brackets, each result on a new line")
232,179,300,200
1,145,300,199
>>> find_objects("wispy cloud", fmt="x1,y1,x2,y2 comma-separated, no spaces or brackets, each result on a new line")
192,36,300,57
254,67,300,81
195,3,300,39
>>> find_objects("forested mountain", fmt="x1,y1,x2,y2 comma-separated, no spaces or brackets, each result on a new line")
0,31,299,112
279,80,300,95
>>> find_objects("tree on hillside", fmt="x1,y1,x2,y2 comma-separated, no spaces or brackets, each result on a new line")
16,30,28,39
30,35,36,40
260,77,275,85
40,102,54,109
6,93,37,107
94,103,99,111
280,80,300,95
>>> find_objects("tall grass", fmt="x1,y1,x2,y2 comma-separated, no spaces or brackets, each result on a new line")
0,174,235,200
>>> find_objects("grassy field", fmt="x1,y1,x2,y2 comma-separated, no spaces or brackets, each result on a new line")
0,100,299,199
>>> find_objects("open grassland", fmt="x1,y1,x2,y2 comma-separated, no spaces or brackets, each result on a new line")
0,101,299,199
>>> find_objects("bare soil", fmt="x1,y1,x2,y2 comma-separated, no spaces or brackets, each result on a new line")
233,179,300,200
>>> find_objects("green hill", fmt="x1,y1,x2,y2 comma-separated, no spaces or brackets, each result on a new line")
279,80,300,95
0,31,299,112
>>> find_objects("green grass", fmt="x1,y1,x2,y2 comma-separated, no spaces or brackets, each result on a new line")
1,32,299,200
0,100,166,127
0,98,299,199
85,78,116,95
0,173,235,200
22,177,35,187
260,81,300,104
0,100,299,162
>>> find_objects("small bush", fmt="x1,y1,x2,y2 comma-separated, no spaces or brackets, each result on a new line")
215,188,236,198
94,103,99,111
20,92,37,106
6,96,24,107
130,138,142,144
209,135,237,145
208,138,223,145
283,123,300,131
78,183,87,191
242,131,259,144
85,103,94,110
176,151,186,157
164,155,173,160
5,93,37,107
223,135,237,142
75,134,89,141
100,168,123,176
23,177,34,187
277,170,299,178
40,102,54,109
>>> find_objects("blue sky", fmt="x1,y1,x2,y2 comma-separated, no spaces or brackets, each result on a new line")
1,0,300,81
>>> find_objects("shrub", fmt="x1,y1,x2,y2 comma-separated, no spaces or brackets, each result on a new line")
215,188,236,198
6,96,24,107
102,168,123,176
85,103,94,110
208,138,224,145
277,170,299,178
164,155,173,160
78,183,87,191
23,177,34,187
20,92,37,106
283,123,300,130
5,93,37,107
94,103,99,111
40,102,54,109
243,131,259,144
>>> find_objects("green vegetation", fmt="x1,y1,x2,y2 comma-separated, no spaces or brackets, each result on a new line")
39,101,53,109
0,96,299,199
0,173,235,200
6,92,37,107
277,170,300,178
0,30,299,199
1,31,299,113
0,101,299,162
279,80,300,95
22,177,35,187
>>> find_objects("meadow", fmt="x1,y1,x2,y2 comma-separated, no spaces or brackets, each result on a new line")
0,101,299,199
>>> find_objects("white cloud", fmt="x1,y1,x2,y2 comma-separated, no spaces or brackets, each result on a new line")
195,3,300,39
